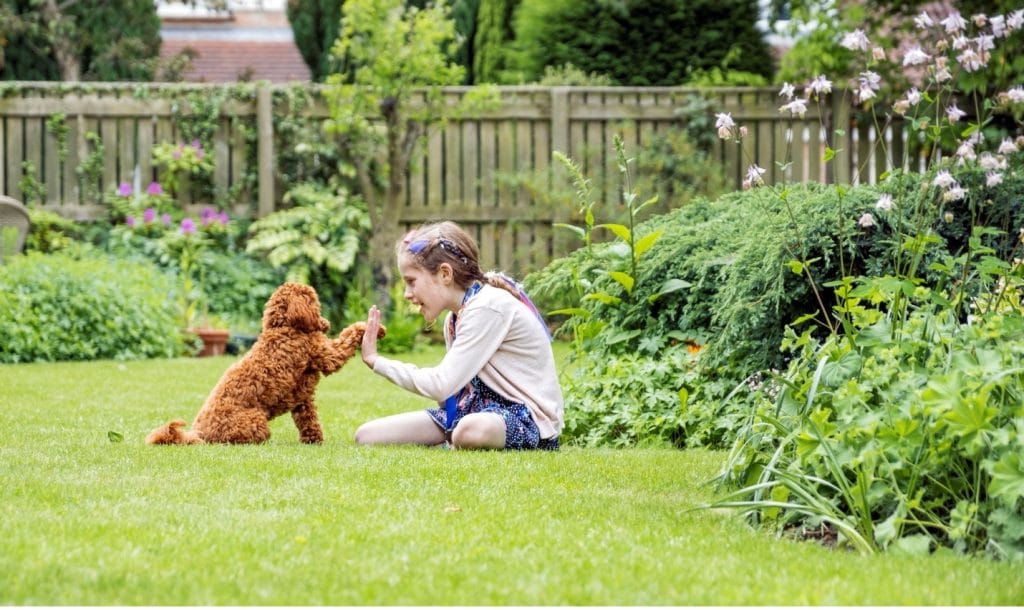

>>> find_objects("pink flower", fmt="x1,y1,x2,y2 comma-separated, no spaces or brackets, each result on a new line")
147,182,164,196
161,213,172,226
125,215,136,227
117,182,133,197
180,218,196,234
143,208,156,223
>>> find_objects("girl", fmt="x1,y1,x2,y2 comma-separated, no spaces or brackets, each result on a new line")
356,221,563,450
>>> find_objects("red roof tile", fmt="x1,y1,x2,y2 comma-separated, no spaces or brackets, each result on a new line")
160,39,312,83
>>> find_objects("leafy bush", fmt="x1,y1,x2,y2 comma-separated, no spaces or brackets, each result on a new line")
712,290,1024,559
0,249,187,363
507,0,774,85
245,182,370,328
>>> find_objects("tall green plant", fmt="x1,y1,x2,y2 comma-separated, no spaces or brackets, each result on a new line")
704,4,1024,558
323,0,498,301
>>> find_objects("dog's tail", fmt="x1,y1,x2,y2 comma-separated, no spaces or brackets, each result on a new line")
145,419,204,445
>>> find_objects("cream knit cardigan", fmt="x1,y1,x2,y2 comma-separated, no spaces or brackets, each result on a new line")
372,284,564,439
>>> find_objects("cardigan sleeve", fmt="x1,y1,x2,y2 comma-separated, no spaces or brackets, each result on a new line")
372,305,509,402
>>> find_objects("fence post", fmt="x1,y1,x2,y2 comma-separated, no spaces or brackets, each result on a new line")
256,86,274,217
550,87,570,158
831,90,852,185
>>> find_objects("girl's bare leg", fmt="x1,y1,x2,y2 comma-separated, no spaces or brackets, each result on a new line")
354,410,445,446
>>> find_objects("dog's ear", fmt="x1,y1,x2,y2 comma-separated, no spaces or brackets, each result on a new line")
287,285,325,332
262,284,292,329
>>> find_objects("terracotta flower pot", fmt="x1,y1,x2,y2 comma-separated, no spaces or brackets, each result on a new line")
193,328,230,357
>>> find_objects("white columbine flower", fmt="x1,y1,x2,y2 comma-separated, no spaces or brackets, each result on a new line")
780,98,808,117
841,29,870,52
987,172,1004,187
779,82,795,99
990,15,1006,37
906,87,922,105
715,112,735,139
942,11,967,33
914,11,934,29
1007,86,1024,103
944,186,967,202
858,213,876,228
934,170,957,189
875,194,894,211
998,137,1018,155
956,140,977,162
1009,9,1024,31
857,71,881,103
806,75,832,98
903,46,931,66
958,47,985,72
746,164,766,186
946,103,967,122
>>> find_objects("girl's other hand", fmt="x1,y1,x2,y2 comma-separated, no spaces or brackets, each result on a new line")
361,305,381,368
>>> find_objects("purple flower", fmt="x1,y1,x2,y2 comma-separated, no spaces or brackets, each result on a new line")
191,139,202,151
161,213,172,226
173,146,183,160
180,217,196,234
200,206,216,225
196,147,205,160
125,216,136,227
217,211,230,225
143,208,156,223
147,182,164,196
117,182,133,197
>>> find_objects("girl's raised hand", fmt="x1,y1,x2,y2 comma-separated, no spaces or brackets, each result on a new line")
361,305,381,368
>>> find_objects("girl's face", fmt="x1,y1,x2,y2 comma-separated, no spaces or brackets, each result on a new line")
398,256,461,323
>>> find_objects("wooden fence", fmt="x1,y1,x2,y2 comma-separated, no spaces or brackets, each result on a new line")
0,82,923,275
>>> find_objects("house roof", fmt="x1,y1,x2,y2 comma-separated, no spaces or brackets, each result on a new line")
158,7,312,83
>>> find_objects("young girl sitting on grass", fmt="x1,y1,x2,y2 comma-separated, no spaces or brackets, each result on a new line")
356,221,563,450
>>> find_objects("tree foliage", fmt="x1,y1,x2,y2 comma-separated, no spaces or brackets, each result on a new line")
323,0,496,299
506,0,774,85
285,0,343,82
0,0,161,81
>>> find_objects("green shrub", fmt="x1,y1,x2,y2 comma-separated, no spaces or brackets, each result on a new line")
712,290,1024,559
0,249,187,363
531,166,1024,450
507,0,774,85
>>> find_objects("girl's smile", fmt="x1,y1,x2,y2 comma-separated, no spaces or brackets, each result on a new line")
398,256,464,323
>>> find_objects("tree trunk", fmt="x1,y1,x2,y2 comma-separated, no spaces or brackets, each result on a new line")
41,0,81,81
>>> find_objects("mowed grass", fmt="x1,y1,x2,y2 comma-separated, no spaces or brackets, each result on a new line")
1,344,1021,605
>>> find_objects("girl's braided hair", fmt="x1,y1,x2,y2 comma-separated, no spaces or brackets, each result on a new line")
396,221,520,299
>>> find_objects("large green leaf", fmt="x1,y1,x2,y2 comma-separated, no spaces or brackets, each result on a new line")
987,451,1024,506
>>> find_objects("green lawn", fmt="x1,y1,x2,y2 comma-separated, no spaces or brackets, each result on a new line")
1,344,1021,605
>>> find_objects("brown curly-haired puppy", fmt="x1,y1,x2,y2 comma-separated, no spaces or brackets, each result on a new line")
146,282,384,445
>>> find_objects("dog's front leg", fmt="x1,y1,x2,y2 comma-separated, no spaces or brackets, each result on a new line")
291,401,324,444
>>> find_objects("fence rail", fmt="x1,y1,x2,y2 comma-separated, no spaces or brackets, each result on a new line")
0,82,918,274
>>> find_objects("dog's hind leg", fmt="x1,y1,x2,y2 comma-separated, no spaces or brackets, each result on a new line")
197,411,271,444
291,400,324,444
